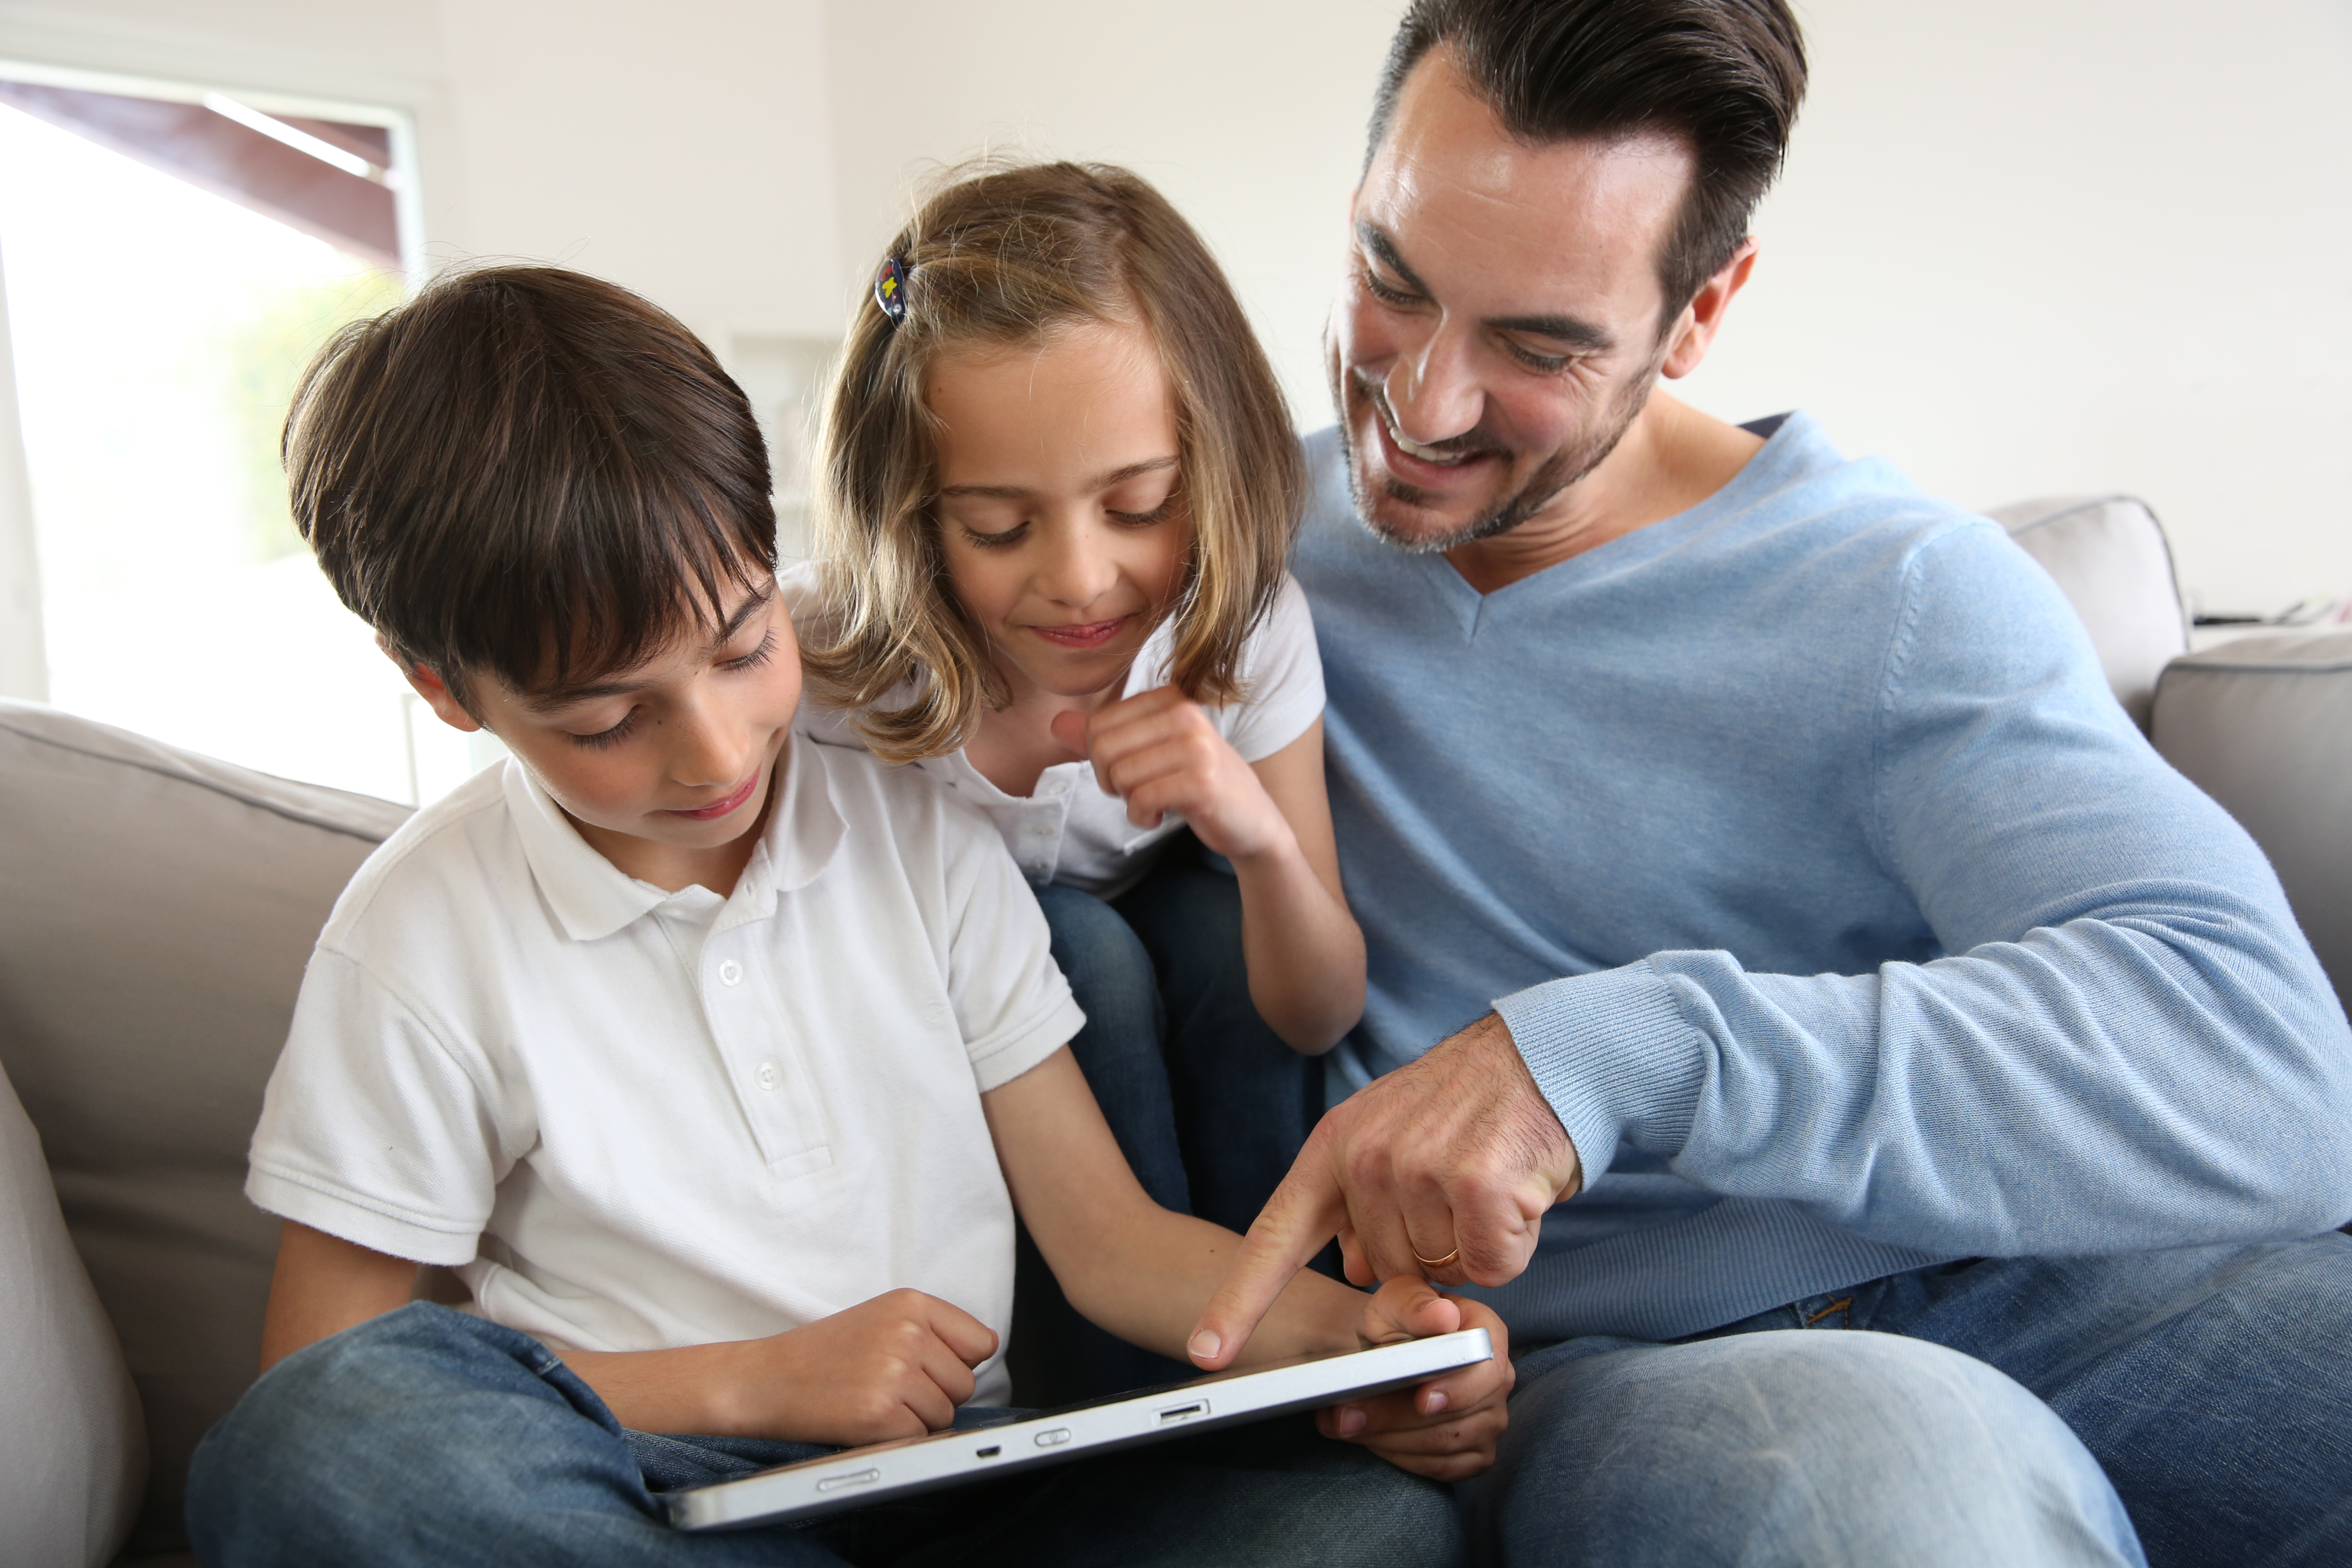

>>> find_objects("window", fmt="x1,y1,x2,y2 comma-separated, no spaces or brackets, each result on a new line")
0,64,494,804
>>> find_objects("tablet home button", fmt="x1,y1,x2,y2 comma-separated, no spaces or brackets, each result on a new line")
817,1469,880,1493
1033,1428,1072,1448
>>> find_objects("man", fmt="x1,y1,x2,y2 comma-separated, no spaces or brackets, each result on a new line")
1186,1,2352,1562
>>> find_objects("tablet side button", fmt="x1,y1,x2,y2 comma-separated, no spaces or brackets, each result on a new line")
1033,1428,1072,1448
817,1469,881,1493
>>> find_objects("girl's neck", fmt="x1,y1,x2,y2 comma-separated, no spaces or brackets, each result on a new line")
962,657,1129,798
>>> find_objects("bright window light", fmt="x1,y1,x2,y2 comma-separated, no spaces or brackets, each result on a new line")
0,98,489,804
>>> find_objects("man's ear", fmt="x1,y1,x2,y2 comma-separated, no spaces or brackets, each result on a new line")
1660,239,1759,381
379,636,482,734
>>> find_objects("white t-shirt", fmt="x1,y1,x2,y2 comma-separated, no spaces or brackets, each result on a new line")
783,565,1326,897
245,740,1082,1405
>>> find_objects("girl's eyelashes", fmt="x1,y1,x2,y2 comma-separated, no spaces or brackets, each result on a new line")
1107,499,1176,527
959,522,1028,550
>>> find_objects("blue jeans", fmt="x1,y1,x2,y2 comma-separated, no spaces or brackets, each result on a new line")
1021,850,1322,1402
1477,1234,2352,1566
188,1303,1464,1568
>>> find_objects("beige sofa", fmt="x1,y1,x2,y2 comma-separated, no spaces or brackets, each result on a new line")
2,497,2345,1565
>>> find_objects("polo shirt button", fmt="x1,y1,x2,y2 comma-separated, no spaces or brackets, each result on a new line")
718,960,744,986
754,1061,780,1091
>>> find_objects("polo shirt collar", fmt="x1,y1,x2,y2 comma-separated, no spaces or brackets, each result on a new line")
500,739,847,944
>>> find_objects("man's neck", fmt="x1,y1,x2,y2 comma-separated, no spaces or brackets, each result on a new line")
1442,391,1766,595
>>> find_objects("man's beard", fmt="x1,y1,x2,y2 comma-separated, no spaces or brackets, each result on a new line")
1330,359,1659,555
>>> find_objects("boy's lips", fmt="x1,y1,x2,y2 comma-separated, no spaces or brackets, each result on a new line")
668,771,760,821
1026,616,1129,650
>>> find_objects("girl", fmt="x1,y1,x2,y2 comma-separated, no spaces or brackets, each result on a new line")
791,162,1361,1392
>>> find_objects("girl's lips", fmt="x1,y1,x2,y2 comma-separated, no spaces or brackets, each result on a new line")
668,771,760,821
1027,617,1129,651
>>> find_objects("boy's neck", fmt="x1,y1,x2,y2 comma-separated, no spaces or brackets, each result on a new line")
566,760,784,898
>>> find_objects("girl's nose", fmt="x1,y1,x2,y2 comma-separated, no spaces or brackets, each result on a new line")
1033,519,1120,609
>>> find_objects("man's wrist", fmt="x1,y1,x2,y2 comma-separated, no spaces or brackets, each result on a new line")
1492,962,1704,1173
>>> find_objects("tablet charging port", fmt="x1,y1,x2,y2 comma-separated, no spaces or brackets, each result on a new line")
1157,1400,1209,1426
975,1445,1001,1458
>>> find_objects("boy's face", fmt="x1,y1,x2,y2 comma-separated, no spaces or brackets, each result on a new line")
399,578,802,892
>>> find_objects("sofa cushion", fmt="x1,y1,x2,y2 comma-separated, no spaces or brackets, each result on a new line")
1989,494,2187,731
0,701,408,1555
0,1057,145,1567
2151,633,2352,1005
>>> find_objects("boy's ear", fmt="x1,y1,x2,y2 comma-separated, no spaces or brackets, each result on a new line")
379,636,483,734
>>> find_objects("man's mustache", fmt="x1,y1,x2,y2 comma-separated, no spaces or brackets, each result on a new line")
1352,373,1512,463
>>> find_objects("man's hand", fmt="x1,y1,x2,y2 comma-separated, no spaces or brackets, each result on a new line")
1049,688,1292,862
1187,1013,1581,1368
1319,1278,1514,1481
569,1288,998,1446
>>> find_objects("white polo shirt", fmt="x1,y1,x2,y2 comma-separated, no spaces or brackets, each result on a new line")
783,566,1326,897
246,739,1082,1405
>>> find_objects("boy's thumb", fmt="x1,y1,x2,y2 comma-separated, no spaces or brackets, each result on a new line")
1048,710,1090,759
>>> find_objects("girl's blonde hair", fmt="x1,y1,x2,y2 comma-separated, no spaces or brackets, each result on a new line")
802,160,1305,763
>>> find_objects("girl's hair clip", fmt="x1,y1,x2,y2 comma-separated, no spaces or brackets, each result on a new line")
873,255,911,326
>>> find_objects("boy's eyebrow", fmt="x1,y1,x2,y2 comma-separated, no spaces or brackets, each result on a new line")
521,584,775,712
938,456,1179,502
1357,220,1615,353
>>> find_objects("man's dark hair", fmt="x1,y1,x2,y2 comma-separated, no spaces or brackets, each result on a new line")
1369,0,1807,320
285,264,774,702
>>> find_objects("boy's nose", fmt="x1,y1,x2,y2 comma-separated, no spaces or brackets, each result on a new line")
670,702,755,791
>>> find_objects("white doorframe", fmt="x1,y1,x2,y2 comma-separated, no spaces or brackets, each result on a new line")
0,237,46,703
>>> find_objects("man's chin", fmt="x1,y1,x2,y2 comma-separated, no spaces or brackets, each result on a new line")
1350,466,1523,555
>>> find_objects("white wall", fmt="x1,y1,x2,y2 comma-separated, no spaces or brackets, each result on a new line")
428,0,845,344
818,0,1394,438
1682,0,2352,618
3,0,2347,618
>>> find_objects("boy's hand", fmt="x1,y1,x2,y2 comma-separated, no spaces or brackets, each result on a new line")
1317,1278,1513,1482
1049,689,1291,864
717,1288,998,1447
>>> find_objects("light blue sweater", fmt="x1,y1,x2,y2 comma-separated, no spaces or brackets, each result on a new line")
1296,414,2352,1344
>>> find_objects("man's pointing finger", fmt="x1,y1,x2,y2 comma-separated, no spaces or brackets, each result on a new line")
1189,1158,1346,1369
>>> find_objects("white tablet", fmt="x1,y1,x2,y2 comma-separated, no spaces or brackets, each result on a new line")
666,1327,1494,1531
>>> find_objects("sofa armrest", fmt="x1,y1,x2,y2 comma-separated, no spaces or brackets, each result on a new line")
2152,632,2352,1007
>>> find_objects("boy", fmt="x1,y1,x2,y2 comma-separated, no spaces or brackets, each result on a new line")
185,265,1510,1566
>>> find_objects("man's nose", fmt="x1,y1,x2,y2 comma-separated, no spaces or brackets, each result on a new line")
1385,325,1484,445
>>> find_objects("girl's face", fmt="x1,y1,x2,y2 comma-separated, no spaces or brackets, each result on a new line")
927,318,1191,702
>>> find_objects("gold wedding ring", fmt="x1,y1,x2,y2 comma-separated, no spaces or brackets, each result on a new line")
1413,1247,1461,1269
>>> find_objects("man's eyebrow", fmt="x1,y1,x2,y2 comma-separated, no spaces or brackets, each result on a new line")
1358,220,1615,353
521,583,774,713
938,456,1178,501
1358,222,1434,299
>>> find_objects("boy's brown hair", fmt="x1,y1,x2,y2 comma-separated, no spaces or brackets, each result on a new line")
285,264,774,704
803,160,1305,763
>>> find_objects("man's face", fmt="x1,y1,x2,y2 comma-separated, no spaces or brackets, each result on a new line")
1331,50,1697,551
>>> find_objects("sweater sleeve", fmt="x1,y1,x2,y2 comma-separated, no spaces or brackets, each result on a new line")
1495,521,2352,1256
